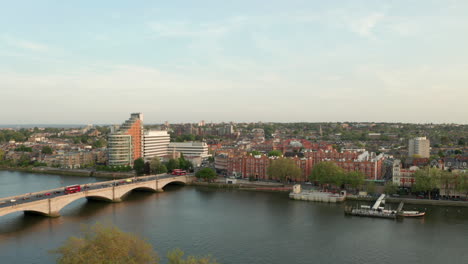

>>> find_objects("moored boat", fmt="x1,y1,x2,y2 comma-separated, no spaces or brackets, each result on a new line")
399,211,425,217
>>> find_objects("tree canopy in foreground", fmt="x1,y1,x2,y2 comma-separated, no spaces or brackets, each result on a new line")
51,223,219,264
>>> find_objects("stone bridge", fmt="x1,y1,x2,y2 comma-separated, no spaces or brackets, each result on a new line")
0,174,194,218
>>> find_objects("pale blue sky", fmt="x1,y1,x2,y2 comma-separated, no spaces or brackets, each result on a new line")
1,0,467,124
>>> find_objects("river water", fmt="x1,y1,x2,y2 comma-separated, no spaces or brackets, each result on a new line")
0,170,467,264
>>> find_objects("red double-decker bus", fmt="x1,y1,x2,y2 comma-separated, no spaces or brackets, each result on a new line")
171,169,187,176
65,185,81,194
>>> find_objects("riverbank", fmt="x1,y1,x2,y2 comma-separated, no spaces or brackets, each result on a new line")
0,166,135,179
347,195,468,207
191,181,292,193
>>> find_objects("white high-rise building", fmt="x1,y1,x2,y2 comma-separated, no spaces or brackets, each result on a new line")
408,137,430,158
143,130,170,160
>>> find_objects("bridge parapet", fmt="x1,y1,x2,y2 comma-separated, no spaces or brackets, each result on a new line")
0,174,193,218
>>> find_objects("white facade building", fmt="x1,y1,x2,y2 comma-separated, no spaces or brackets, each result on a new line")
168,142,209,158
143,130,170,160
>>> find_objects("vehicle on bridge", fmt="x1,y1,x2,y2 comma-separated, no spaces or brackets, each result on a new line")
64,185,81,194
171,169,187,176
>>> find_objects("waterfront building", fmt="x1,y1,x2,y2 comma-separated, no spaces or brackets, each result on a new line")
107,113,143,166
107,134,133,166
408,137,430,158
167,142,209,158
221,153,312,181
392,159,418,187
214,153,228,173
143,130,170,160
333,152,385,180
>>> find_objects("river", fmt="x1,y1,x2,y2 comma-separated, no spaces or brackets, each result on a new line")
0,170,467,264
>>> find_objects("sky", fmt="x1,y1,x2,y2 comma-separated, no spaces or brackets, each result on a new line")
1,0,467,125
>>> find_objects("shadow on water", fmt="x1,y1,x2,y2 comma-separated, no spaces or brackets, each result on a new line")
0,212,56,240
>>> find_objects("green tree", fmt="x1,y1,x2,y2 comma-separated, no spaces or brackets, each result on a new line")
15,145,32,152
366,181,376,195
309,161,344,187
51,223,159,264
133,158,145,176
267,158,302,182
92,139,106,148
384,182,399,195
345,171,365,190
249,151,261,156
178,154,193,171
439,170,455,197
0,149,4,161
413,167,440,199
195,168,217,182
455,172,468,197
149,157,167,174
166,159,180,172
267,150,282,157
41,146,53,155
458,138,465,146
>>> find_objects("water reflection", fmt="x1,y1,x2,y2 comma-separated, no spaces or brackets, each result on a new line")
1,172,467,264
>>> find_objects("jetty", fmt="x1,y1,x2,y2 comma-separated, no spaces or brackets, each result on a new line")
345,194,398,219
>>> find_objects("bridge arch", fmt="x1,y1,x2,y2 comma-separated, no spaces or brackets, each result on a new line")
0,175,193,218
116,186,158,200
160,180,186,190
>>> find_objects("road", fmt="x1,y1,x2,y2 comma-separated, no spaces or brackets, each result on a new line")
0,173,186,208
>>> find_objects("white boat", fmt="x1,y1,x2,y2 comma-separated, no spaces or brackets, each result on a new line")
399,210,425,217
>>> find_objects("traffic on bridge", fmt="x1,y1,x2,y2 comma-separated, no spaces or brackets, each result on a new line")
0,173,190,209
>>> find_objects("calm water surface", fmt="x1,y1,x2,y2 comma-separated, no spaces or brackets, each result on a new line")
0,170,467,264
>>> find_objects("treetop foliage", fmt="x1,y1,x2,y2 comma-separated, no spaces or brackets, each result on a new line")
51,223,219,264
267,158,301,182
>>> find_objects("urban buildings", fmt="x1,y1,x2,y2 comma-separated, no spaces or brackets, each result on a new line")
167,142,209,158
215,139,387,182
392,159,418,187
107,113,144,166
143,130,170,160
408,137,430,158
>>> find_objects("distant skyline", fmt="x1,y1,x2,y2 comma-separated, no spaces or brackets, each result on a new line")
1,1,467,124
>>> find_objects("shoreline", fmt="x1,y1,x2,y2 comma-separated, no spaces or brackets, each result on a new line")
0,167,134,179
1,168,466,207
191,181,292,193
346,195,468,207
192,181,468,207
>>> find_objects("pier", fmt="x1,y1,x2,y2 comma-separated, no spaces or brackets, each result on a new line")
345,194,398,219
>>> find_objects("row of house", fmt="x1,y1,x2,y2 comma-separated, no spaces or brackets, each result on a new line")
214,140,386,182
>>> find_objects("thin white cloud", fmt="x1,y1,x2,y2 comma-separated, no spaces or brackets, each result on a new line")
148,21,228,37
2,35,49,52
349,13,385,37
15,40,48,51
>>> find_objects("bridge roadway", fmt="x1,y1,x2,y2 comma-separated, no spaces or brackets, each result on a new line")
0,174,194,217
